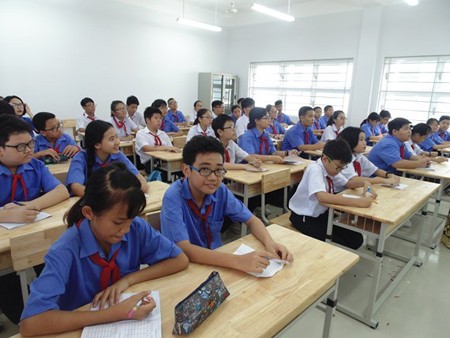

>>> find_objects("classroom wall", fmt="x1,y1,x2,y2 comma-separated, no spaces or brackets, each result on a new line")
0,0,229,120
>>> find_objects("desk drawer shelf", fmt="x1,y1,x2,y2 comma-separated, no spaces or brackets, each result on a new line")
337,213,382,235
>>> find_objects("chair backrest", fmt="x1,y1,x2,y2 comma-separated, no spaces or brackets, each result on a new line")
146,211,161,232
172,136,187,148
62,119,78,141
10,225,67,272
261,168,290,194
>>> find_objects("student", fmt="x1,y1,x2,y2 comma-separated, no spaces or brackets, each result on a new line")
368,118,429,174
238,107,297,163
319,105,333,129
186,108,215,141
274,99,294,127
408,123,447,163
0,100,16,117
4,95,35,133
312,106,322,130
212,114,262,170
110,100,138,141
135,107,181,172
67,120,148,196
289,139,375,250
0,116,69,325
19,164,188,336
126,95,146,129
236,98,255,138
152,99,182,137
437,115,450,142
167,98,187,124
76,97,97,133
187,100,203,123
379,110,391,135
32,112,80,161
360,112,383,146
419,118,449,152
266,104,285,138
320,110,346,142
282,106,325,156
230,104,241,123
160,136,293,273
237,97,245,108
211,100,225,118
336,127,401,191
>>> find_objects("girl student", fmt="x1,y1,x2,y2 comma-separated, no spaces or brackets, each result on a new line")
360,112,383,146
336,126,400,191
186,108,215,141
266,104,285,139
66,120,149,196
238,107,298,164
407,123,447,163
320,110,346,142
110,100,139,141
19,164,188,336
4,95,36,134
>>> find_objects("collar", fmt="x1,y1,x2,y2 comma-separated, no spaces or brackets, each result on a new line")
180,177,217,206
0,160,34,176
250,127,268,138
296,122,309,133
144,126,163,136
316,158,330,178
196,124,209,133
385,134,404,146
95,153,119,166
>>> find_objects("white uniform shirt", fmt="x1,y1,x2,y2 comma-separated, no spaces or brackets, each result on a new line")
129,112,146,129
225,140,249,164
135,127,172,164
289,159,348,217
405,139,424,156
320,124,344,142
337,153,377,192
76,113,97,131
186,124,215,141
236,114,250,139
110,116,137,138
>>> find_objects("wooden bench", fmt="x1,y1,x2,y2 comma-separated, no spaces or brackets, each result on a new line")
269,212,298,232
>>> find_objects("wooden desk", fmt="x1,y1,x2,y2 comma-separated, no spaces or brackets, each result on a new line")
119,140,137,165
305,146,373,160
144,151,183,181
313,129,324,136
46,160,71,183
179,126,191,136
323,177,439,328
12,225,359,338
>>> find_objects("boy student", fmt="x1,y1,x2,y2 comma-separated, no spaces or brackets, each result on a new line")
33,112,80,161
76,97,97,132
0,116,69,324
407,123,447,163
274,100,294,127
126,95,146,129
135,106,181,172
368,118,429,174
419,118,450,152
379,110,391,135
152,99,182,137
312,106,322,130
282,106,325,157
161,136,293,273
289,139,375,250
230,104,241,123
167,98,187,125
437,115,450,141
236,97,255,138
319,105,334,129
211,100,225,119
212,114,262,170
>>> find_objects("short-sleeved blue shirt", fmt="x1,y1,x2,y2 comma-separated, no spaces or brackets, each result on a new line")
431,132,444,144
168,111,186,123
368,135,412,173
266,120,286,135
418,135,437,152
319,115,329,129
161,116,179,133
276,113,294,125
378,123,388,134
281,122,318,151
361,122,381,146
34,134,77,157
238,128,276,155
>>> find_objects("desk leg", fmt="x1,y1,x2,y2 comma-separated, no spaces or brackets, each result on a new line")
414,208,427,266
283,186,288,213
260,193,269,225
323,279,338,338
325,208,334,243
167,161,173,182
241,185,249,237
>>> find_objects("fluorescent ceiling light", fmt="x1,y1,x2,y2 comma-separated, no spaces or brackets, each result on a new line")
176,18,222,32
403,0,419,6
251,3,295,22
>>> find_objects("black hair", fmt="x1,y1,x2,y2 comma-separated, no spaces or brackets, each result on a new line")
0,101,15,117
126,95,139,106
241,98,255,110
143,106,162,121
265,104,273,113
80,97,94,107
326,110,345,127
411,123,431,136
167,98,175,104
65,163,146,227
360,112,380,127
427,118,439,125
379,110,391,119
193,100,202,108
231,104,241,113
110,100,124,116
237,98,245,105
298,106,314,118
212,114,234,138
439,115,450,123
193,108,210,125
32,112,56,132
0,115,31,147
274,100,282,106
314,106,322,111
3,95,25,116
212,100,224,109
151,99,167,109
247,107,267,129
182,135,224,166
336,127,362,152
388,117,411,135
84,120,115,177
324,105,333,113
322,139,352,164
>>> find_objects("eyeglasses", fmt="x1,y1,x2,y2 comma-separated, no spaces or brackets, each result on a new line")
325,156,348,171
10,103,24,108
114,107,127,112
85,103,97,108
189,165,227,177
201,115,213,120
45,121,64,132
259,115,270,120
4,139,36,152
222,125,236,130
336,116,347,120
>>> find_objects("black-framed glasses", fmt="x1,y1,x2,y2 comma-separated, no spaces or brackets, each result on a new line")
325,156,348,171
4,139,35,152
10,103,24,108
222,125,236,130
45,121,64,132
189,165,227,177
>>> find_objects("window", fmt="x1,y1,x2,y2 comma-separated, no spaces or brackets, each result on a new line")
248,59,353,119
378,56,450,125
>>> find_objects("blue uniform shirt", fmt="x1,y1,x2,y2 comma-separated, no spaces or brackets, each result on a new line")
168,111,186,123
281,122,318,151
231,115,238,123
161,116,179,133
21,217,182,320
361,122,381,146
433,131,446,144
266,120,286,135
312,119,321,130
378,123,388,134
238,128,276,155
368,135,412,173
161,178,253,249
0,158,61,206
276,113,294,125
21,116,36,135
34,133,77,157
66,151,139,187
418,135,437,152
319,115,329,129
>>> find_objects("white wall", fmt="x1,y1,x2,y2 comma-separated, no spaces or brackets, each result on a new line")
0,0,228,120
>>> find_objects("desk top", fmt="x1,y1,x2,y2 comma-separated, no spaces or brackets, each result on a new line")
305,146,372,158
144,151,183,161
397,161,450,180
12,225,359,338
46,160,71,176
323,177,439,229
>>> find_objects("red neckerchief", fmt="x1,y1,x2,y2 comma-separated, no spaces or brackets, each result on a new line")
186,200,213,249
353,160,362,176
259,135,269,155
400,144,405,159
10,173,28,202
113,117,127,135
326,176,334,193
149,132,162,146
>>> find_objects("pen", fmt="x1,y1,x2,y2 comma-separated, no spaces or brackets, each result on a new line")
127,291,152,319
13,201,26,207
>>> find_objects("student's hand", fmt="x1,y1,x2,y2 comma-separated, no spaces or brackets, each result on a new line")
272,156,285,164
24,103,33,117
356,196,375,208
417,157,430,168
288,149,299,157
433,156,448,163
250,159,262,168
109,291,156,321
93,278,130,309
385,175,400,187
169,146,182,153
265,241,293,262
3,203,39,222
42,148,60,160
141,181,150,193
362,182,377,199
430,151,439,157
62,145,80,158
235,250,277,273
281,123,289,128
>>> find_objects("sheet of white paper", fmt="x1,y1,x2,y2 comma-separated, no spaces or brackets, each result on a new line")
342,194,361,199
82,291,161,338
0,212,51,230
283,156,303,165
233,244,285,278
245,166,268,172
382,183,408,190
420,167,435,171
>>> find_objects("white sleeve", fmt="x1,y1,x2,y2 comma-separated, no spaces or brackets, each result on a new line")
232,141,249,163
333,172,349,191
236,119,246,138
135,130,149,151
320,126,333,142
76,116,84,130
128,117,138,130
360,156,378,177
186,126,197,141
160,132,173,146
